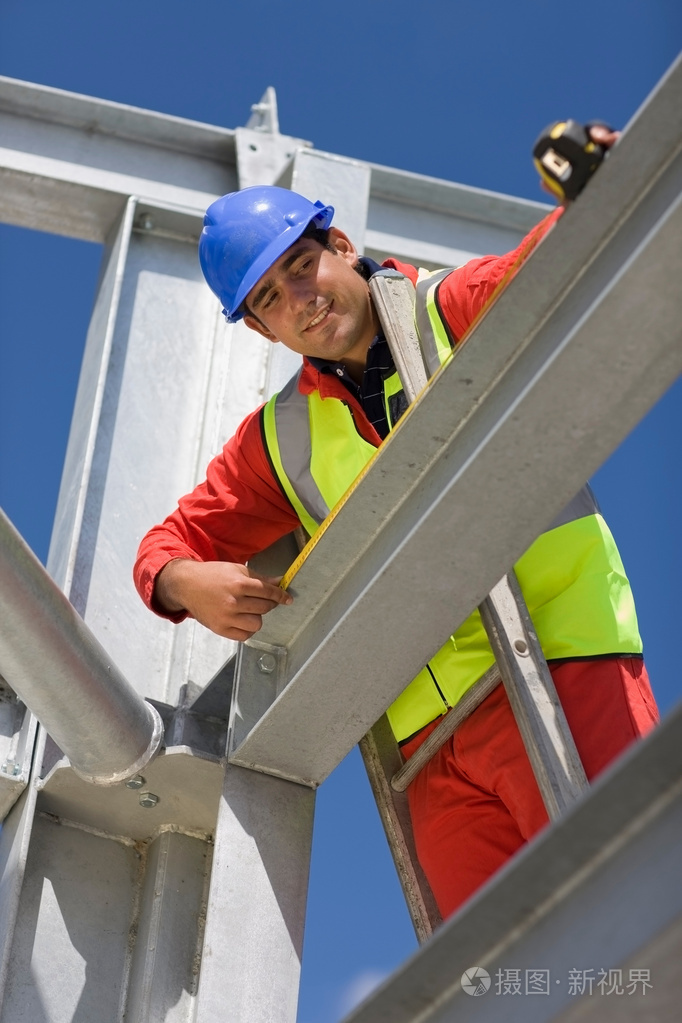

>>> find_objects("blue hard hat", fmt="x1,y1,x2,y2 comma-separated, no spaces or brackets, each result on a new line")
199,186,335,322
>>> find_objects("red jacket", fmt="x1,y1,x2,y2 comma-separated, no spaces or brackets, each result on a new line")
134,208,562,620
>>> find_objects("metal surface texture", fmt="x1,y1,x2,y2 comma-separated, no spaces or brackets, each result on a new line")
278,146,372,250
0,508,163,785
45,196,242,706
228,55,682,786
0,677,37,820
194,765,315,1023
124,831,211,1023
369,270,429,400
0,73,547,258
0,808,213,1023
38,747,223,842
480,574,588,819
340,700,682,1023
0,776,40,1008
0,74,239,240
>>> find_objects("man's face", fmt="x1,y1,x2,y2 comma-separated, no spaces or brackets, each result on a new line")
243,228,378,377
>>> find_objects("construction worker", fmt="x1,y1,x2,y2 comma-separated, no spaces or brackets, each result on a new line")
134,126,659,918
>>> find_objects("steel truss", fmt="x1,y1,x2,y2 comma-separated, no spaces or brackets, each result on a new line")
0,56,680,1022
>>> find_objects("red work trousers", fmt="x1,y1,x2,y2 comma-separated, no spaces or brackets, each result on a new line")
402,656,659,920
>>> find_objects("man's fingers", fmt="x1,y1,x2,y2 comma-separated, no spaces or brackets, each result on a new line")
222,622,262,642
236,595,285,615
242,572,293,605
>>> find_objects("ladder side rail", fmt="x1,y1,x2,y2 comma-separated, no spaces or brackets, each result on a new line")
370,272,588,820
358,723,442,942
479,575,589,818
365,271,440,939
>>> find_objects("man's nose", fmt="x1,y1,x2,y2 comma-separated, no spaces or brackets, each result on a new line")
286,277,316,313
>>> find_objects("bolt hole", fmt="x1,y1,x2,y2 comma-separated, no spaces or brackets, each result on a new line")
249,143,258,152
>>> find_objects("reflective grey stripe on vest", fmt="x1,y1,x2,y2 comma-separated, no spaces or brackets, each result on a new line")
414,268,455,377
548,483,601,531
273,370,330,526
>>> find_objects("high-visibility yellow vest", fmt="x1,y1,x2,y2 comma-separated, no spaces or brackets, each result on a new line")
262,268,642,741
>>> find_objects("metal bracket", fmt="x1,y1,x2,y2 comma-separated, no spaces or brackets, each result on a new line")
246,86,280,134
228,640,288,759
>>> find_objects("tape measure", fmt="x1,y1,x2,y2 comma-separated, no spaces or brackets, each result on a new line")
533,120,610,202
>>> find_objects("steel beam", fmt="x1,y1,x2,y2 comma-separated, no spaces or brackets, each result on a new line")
0,75,239,240
0,508,163,785
45,195,246,704
0,791,215,1023
229,54,682,787
338,699,682,1023
193,766,315,1023
0,74,546,259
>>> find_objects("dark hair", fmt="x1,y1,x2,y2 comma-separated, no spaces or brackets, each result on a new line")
300,222,335,250
301,222,364,277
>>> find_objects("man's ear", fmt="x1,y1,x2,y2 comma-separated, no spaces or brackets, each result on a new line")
328,227,358,266
243,313,279,343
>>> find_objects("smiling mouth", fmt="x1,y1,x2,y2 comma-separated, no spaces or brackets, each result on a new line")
304,302,332,331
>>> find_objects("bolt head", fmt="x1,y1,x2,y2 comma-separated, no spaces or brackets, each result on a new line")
257,652,277,674
126,774,146,789
513,638,529,655
139,792,159,809
140,215,154,230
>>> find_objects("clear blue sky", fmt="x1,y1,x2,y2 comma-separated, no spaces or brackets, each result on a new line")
0,3,680,1019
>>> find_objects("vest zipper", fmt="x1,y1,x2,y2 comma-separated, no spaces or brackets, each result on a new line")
342,400,381,447
426,663,450,711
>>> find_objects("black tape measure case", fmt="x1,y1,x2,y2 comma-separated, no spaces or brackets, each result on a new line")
533,120,608,201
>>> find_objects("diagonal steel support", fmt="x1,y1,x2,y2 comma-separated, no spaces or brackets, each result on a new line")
340,700,682,1023
228,53,682,789
0,508,163,786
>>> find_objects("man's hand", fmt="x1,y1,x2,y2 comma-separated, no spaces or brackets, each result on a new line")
155,559,293,641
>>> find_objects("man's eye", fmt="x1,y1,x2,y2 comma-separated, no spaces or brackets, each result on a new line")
263,291,277,309
296,259,312,274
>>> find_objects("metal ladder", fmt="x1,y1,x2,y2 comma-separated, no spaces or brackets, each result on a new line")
359,269,589,939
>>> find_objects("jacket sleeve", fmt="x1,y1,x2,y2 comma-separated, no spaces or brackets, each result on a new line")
436,207,563,341
133,408,301,620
